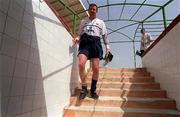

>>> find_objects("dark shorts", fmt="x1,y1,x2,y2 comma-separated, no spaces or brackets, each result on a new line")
78,33,103,60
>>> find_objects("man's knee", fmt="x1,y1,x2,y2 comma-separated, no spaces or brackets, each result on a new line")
79,62,85,70
92,66,99,73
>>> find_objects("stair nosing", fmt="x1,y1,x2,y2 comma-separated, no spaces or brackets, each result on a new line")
79,96,173,102
95,88,164,91
88,82,157,84
65,105,180,115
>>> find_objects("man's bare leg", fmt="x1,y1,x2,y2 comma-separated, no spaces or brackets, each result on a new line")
90,58,99,99
78,54,88,99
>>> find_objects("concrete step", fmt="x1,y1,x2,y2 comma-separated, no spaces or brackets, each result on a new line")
86,82,160,89
88,72,151,76
70,96,176,110
96,89,166,98
75,88,166,98
97,70,148,74
87,74,151,78
64,68,179,117
86,77,155,83
63,106,180,117
97,67,147,72
87,74,153,79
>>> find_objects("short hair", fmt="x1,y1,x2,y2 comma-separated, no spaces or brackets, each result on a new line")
141,28,145,33
89,3,98,12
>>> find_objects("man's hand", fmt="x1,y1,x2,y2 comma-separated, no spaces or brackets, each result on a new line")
106,48,110,55
72,37,80,44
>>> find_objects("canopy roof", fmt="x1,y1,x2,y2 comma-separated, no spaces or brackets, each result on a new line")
46,0,179,67
46,0,88,34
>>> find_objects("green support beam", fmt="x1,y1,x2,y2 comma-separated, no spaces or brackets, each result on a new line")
118,0,127,20
98,3,161,9
107,0,110,20
108,22,139,35
107,27,133,41
104,19,140,23
133,23,141,67
56,0,80,19
130,0,147,20
162,7,167,29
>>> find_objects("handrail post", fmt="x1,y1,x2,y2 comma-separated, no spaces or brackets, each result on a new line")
162,7,167,29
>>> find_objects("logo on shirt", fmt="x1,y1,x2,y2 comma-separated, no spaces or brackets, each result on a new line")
88,26,95,33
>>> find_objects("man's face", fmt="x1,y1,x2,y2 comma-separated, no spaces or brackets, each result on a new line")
88,5,97,17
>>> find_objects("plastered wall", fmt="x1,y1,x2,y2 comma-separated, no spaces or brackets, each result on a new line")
142,17,180,110
0,0,80,116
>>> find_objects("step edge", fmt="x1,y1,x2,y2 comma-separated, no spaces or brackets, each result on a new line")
64,105,180,115
87,82,159,85
94,88,165,91
71,96,174,102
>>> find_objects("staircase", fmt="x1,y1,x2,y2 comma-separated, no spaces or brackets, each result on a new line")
63,68,180,117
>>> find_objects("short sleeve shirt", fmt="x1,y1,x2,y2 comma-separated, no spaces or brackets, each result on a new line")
78,17,107,37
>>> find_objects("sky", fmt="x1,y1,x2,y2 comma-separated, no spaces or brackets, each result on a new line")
80,0,180,68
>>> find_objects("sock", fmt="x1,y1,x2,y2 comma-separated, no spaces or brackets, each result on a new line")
81,84,87,92
90,79,97,93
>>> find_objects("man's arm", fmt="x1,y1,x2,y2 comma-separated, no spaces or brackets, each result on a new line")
102,21,110,54
102,34,110,54
72,36,80,44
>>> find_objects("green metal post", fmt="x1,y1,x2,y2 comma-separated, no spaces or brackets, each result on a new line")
133,23,141,68
162,7,167,29
73,14,76,34
57,0,80,19
141,22,144,29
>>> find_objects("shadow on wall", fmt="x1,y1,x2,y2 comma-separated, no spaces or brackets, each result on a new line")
0,0,47,116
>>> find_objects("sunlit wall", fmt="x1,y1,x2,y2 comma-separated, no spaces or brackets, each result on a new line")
0,0,79,116
142,16,180,110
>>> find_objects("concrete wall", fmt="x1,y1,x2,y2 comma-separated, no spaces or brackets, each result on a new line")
0,0,80,116
142,17,180,110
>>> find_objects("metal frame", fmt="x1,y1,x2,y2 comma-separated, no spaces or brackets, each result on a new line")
81,0,174,67
47,0,174,67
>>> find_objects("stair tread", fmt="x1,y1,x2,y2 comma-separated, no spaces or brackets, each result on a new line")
88,82,157,84
87,76,153,78
90,88,164,91
71,96,173,102
65,105,180,115
64,68,179,116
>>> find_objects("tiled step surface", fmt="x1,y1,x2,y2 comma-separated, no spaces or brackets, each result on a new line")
69,96,176,109
64,106,180,117
87,74,151,79
63,68,180,117
75,88,167,98
86,77,155,83
87,82,160,89
88,72,151,77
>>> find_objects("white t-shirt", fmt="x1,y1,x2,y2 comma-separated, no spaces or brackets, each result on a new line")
78,17,107,36
140,33,152,50
78,17,110,49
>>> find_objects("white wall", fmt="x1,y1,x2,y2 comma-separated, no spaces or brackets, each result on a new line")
0,0,80,116
142,20,180,110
